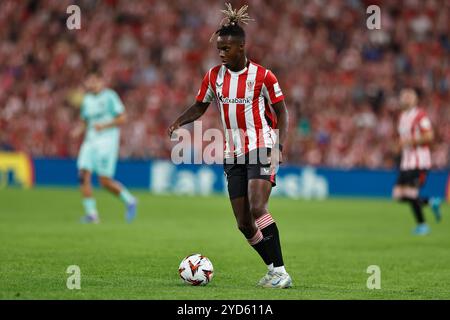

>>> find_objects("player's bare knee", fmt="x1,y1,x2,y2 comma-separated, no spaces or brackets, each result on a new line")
78,171,90,185
98,176,111,188
392,187,403,200
237,221,256,239
248,204,266,220
404,188,418,199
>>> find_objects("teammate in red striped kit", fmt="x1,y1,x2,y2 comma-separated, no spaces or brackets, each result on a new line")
392,88,442,235
168,4,291,288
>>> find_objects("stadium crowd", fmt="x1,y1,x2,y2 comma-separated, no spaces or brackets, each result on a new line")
0,0,449,169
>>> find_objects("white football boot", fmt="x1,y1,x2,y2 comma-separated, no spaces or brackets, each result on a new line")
263,271,292,288
257,270,274,287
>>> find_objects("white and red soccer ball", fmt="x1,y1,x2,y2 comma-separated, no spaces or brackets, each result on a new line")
178,254,214,286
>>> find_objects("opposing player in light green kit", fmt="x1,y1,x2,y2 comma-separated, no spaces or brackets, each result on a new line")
72,72,137,223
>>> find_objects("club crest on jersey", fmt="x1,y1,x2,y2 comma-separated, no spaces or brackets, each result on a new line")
246,81,255,91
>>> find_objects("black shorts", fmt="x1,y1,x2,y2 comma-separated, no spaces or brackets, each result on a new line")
396,169,428,188
223,148,277,199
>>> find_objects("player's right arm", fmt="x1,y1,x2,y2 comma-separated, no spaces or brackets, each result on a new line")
168,70,214,138
71,94,88,139
168,101,210,138
71,120,86,139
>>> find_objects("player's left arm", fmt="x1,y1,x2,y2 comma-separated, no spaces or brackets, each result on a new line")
271,100,289,163
413,129,434,146
262,70,289,166
402,116,434,147
95,90,127,131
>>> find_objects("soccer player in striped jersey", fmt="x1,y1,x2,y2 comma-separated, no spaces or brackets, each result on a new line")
168,4,291,288
72,72,137,224
392,88,442,235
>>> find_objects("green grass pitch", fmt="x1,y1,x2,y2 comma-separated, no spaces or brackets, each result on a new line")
1,187,449,299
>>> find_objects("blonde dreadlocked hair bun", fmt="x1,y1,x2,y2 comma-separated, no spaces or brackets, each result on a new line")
210,3,254,42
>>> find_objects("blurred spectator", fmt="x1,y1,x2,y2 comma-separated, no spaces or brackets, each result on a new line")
0,0,449,168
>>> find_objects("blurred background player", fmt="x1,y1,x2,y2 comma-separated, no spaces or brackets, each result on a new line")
72,72,137,223
168,4,291,288
2,1,449,169
392,88,442,235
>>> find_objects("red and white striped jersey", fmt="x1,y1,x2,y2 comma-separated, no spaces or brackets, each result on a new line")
196,60,284,158
398,107,432,170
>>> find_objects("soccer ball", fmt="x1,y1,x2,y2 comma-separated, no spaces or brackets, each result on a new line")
178,254,214,286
